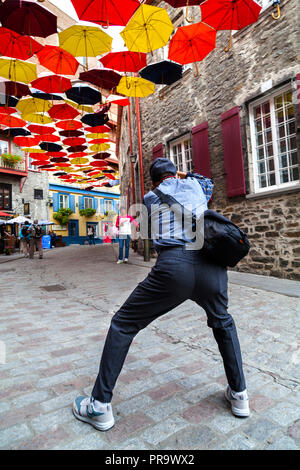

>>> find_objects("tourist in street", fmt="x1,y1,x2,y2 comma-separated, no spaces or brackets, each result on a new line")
87,225,96,245
49,230,58,248
115,207,139,264
73,158,249,431
29,220,44,259
20,221,31,258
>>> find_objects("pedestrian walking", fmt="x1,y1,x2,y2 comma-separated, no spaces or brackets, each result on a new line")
73,158,249,431
20,221,30,257
115,207,139,264
87,225,96,245
29,220,44,259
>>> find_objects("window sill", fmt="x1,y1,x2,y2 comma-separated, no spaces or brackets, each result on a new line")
246,184,300,200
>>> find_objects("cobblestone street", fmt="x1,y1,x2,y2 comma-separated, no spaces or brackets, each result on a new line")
0,245,299,450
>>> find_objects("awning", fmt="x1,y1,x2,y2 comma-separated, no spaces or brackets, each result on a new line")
0,211,12,217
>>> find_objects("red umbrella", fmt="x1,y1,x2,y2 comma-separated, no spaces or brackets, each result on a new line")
13,135,41,147
84,125,111,133
59,130,84,138
100,51,147,72
49,104,80,120
54,162,71,167
70,0,140,27
0,114,26,127
40,134,61,143
4,81,30,98
45,151,67,158
90,160,109,167
88,138,110,144
69,152,89,159
27,124,55,135
28,153,49,160
79,69,122,91
168,22,216,75
62,137,86,147
55,120,82,130
0,107,17,115
0,1,57,38
36,46,79,76
31,75,72,94
30,160,51,166
200,0,262,51
0,27,43,60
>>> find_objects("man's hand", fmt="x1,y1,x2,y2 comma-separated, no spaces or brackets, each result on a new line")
177,171,186,179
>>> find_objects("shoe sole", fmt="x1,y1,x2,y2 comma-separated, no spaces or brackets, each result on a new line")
72,408,115,431
225,390,250,418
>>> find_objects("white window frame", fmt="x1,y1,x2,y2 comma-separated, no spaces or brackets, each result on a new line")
249,84,299,194
104,199,114,213
169,134,193,173
84,197,93,209
59,193,69,209
0,140,9,155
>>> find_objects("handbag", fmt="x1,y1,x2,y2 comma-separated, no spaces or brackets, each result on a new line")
153,188,250,268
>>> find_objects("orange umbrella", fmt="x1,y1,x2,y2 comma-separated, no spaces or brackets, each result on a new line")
55,120,82,130
49,103,80,120
0,27,43,60
0,114,26,127
0,107,16,115
36,46,79,76
13,135,41,147
31,75,72,93
168,22,216,76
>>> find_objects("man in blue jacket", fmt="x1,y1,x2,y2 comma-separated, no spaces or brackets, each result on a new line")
73,158,249,431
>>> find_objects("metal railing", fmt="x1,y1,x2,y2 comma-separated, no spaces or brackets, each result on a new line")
0,156,26,172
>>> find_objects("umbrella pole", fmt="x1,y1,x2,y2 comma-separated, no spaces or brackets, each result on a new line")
194,62,199,78
185,0,194,24
224,30,232,53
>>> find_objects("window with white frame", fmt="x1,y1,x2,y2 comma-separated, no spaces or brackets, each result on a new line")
59,193,69,209
0,140,9,155
169,135,193,173
84,197,93,209
249,86,298,192
104,199,114,212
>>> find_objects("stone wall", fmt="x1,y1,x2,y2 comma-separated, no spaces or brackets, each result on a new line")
118,0,300,279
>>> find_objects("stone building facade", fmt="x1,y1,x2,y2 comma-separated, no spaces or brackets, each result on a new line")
118,0,300,280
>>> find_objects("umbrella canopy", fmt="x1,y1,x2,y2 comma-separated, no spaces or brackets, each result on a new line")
65,86,102,105
59,25,112,58
120,4,174,54
168,22,216,74
90,160,110,167
79,69,121,91
17,97,51,115
81,113,109,127
0,107,17,116
70,0,140,27
67,145,88,153
13,136,41,147
0,27,43,60
22,113,53,125
0,94,18,108
86,133,109,139
84,125,111,133
39,134,61,143
0,114,26,128
63,137,86,147
48,103,80,120
88,138,110,145
4,81,30,98
0,59,37,84
105,94,130,107
6,216,31,224
28,124,55,135
31,75,72,94
91,152,111,160
70,157,89,165
100,51,147,73
38,220,54,225
55,120,82,130
59,130,84,138
1,128,31,137
36,46,79,76
40,142,63,152
0,0,57,38
50,157,69,163
67,152,88,159
139,60,183,86
116,76,155,98
45,151,67,158
30,91,64,101
89,143,110,152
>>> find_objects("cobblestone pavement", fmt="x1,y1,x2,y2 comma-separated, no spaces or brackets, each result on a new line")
0,245,299,450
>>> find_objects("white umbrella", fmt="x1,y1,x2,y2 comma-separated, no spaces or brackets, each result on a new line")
6,216,32,224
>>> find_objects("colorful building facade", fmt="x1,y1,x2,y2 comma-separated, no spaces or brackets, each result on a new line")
49,184,120,245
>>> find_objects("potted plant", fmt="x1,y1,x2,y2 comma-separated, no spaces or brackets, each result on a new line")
79,208,96,217
53,208,73,226
1,154,23,168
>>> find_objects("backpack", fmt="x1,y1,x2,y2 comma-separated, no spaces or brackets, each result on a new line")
31,224,43,239
21,226,30,238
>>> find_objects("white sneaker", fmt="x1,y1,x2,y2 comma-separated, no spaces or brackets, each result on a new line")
116,259,123,264
124,258,128,263
72,396,114,431
225,385,250,417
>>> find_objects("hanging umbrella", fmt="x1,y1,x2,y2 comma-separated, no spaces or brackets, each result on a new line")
86,133,109,139
22,113,53,125
0,27,43,60
28,124,55,135
105,94,130,107
17,97,51,115
81,113,109,127
55,120,82,130
139,60,183,86
91,152,111,160
48,103,80,120
70,0,140,27
120,4,174,54
40,142,63,152
59,130,84,138
4,82,30,98
50,157,69,163
0,94,19,108
67,145,88,153
22,148,45,154
116,76,155,98
39,134,61,143
79,69,122,91
168,22,216,76
59,25,112,69
67,152,88,159
88,138,110,145
64,99,94,114
31,75,72,94
0,107,16,116
30,160,50,166
36,46,79,76
45,151,67,158
85,125,111,133
30,91,64,101
0,59,37,84
6,215,31,224
100,51,147,73
13,136,41,147
0,114,26,128
90,160,110,168
0,0,57,38
65,86,102,105
200,0,262,51
63,137,86,147
89,143,110,152
70,157,89,165
1,128,31,137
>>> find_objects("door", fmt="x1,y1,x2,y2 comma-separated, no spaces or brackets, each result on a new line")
68,219,79,244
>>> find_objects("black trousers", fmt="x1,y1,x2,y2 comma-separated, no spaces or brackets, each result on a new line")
92,247,246,403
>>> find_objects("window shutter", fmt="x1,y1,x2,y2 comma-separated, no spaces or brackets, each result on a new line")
78,196,84,211
100,198,104,213
69,194,75,212
191,122,211,177
152,143,164,160
221,106,246,198
93,198,98,211
52,193,59,212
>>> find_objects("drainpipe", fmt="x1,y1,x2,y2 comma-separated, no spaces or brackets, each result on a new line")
135,97,150,262
127,104,135,205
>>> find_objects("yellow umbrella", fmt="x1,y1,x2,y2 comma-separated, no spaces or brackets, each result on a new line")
64,99,94,114
59,25,112,70
86,133,110,139
70,157,90,165
55,167,74,173
0,59,37,84
21,113,53,125
89,143,110,152
17,98,52,115
21,148,45,153
120,4,173,54
117,76,155,98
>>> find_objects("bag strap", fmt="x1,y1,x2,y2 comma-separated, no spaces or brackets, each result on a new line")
153,188,197,222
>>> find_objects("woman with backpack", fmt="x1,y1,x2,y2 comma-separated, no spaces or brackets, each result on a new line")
29,220,44,259
20,221,31,258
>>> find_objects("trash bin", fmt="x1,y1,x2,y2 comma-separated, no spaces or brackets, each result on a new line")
42,235,51,250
